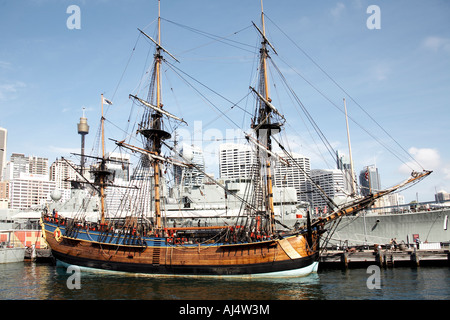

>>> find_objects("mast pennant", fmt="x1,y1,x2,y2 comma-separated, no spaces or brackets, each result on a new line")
103,97,113,105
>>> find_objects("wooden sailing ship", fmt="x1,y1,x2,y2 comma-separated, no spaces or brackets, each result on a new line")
40,1,431,277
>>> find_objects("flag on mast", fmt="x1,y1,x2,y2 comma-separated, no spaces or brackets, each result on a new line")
103,97,113,105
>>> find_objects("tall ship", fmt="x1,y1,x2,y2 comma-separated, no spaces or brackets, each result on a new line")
41,1,430,277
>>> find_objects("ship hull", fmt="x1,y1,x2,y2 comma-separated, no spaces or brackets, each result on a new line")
41,217,319,277
51,250,319,277
327,208,450,246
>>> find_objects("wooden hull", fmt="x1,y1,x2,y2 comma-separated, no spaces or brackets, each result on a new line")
41,218,319,277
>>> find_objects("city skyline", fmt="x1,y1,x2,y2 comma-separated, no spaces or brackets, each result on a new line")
0,139,431,210
1,1,449,203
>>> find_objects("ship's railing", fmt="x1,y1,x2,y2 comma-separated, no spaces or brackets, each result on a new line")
364,199,450,215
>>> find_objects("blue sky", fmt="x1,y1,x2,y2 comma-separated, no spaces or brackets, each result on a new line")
0,0,449,203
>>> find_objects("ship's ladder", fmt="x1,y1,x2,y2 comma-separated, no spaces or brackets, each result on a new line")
152,240,161,266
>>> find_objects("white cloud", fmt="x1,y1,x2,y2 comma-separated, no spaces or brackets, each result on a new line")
330,3,346,18
48,146,80,155
444,166,450,181
0,61,12,70
399,147,441,174
422,36,450,53
0,81,26,101
372,63,391,81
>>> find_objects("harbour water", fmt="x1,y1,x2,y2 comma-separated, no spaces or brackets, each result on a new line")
0,262,448,300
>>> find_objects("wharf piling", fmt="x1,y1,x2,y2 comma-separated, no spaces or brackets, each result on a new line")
24,247,53,262
319,245,450,269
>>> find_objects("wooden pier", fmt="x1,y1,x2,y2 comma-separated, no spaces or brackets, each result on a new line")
319,246,450,269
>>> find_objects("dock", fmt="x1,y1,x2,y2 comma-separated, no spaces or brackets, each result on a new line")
319,246,450,269
24,247,53,262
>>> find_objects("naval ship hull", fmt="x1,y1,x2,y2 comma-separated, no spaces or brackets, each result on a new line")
325,208,450,246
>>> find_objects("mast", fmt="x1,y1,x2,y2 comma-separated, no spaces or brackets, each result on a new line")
343,98,357,196
260,0,270,102
252,0,278,235
130,0,179,236
100,94,106,224
153,0,163,233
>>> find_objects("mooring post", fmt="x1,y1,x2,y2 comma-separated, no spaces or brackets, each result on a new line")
375,245,383,267
411,244,420,267
341,251,348,269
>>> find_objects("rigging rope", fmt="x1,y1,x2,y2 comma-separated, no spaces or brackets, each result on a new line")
264,13,424,171
161,18,256,55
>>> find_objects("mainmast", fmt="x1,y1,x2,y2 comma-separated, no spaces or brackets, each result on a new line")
128,0,180,236
251,0,280,235
153,0,162,233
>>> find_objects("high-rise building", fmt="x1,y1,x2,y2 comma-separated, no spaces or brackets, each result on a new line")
0,127,7,181
273,152,310,203
4,153,29,180
219,143,255,179
3,153,55,209
435,190,450,202
0,181,9,209
174,144,205,187
9,173,56,209
4,153,49,180
50,158,78,190
336,150,357,195
359,165,381,196
219,143,311,203
29,156,48,176
309,169,348,209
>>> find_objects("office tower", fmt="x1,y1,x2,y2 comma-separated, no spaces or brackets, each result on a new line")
174,144,205,187
309,169,347,209
435,191,450,202
5,153,29,180
273,152,310,203
0,127,6,181
359,165,381,196
4,154,48,179
9,173,56,209
28,156,48,176
0,181,9,209
4,153,54,209
219,143,311,203
49,158,78,190
336,151,357,196
219,143,256,179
